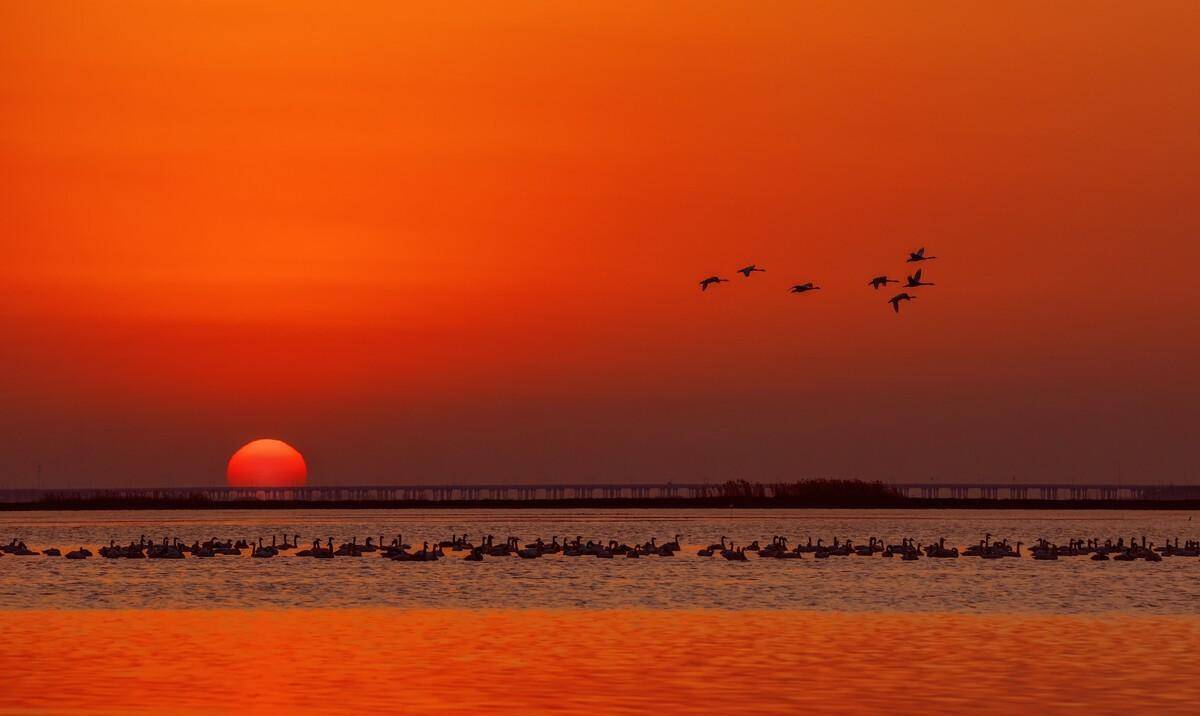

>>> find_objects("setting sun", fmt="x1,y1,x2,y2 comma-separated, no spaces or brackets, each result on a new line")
226,439,308,487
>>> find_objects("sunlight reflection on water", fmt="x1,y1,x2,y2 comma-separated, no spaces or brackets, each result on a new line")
2,609,1198,715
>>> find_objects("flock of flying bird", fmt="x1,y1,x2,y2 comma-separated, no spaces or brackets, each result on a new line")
699,246,939,314
4,532,1197,562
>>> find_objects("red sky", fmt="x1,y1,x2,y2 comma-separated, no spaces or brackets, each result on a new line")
2,1,1198,487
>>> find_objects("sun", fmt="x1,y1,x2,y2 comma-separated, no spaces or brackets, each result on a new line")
227,439,308,487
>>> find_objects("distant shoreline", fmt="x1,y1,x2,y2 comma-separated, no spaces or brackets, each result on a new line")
3,497,1199,511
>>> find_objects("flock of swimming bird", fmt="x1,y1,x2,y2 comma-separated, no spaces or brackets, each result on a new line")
4,532,1197,562
700,246,939,313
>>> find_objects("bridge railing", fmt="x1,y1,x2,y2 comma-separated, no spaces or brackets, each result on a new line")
0,482,1190,503
0,483,707,503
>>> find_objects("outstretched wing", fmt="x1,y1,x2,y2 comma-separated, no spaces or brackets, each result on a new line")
913,269,923,281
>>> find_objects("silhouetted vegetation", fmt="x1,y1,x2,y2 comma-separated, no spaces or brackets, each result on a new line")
692,479,906,504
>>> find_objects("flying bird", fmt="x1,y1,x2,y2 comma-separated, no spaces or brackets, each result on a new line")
737,264,765,277
905,269,935,288
907,247,937,262
868,275,898,290
789,283,820,294
889,293,916,313
699,276,728,291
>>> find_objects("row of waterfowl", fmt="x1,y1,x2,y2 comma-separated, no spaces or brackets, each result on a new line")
712,534,1193,561
3,533,1196,563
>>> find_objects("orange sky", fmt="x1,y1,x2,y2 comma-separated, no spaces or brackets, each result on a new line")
2,1,1198,487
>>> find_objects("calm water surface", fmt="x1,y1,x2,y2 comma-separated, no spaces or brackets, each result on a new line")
4,609,1199,715
2,509,1198,714
1,508,1197,613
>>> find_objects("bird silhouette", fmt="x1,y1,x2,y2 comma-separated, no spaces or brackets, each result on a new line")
789,283,820,294
905,269,935,288
699,276,728,291
889,293,916,313
907,247,937,262
868,275,898,290
737,264,765,277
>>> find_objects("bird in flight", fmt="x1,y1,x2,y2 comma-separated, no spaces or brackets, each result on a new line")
905,269,935,288
907,247,937,262
868,275,898,290
889,293,916,313
789,283,820,294
699,276,729,291
737,264,765,277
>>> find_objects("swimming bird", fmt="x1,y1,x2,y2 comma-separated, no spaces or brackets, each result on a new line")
737,265,765,277
721,544,749,561
307,537,334,559
10,541,38,556
412,541,440,561
699,276,728,291
907,247,937,262
924,538,959,558
252,538,277,558
698,536,725,557
905,269,935,288
888,293,916,313
335,537,364,557
868,276,898,290
789,283,820,294
517,539,545,559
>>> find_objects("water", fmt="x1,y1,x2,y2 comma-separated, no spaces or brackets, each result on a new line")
1,508,1197,613
3,508,1199,713
5,609,1199,715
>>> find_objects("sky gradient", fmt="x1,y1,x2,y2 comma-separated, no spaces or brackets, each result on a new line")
2,2,1199,487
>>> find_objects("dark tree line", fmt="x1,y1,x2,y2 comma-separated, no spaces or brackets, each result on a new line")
690,479,906,505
